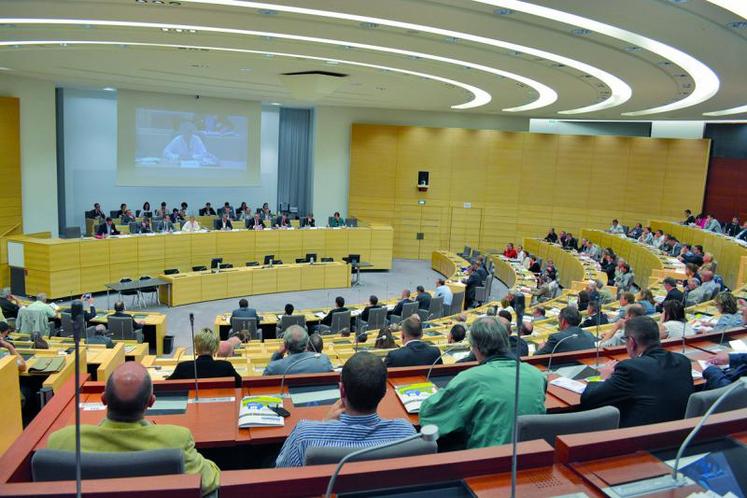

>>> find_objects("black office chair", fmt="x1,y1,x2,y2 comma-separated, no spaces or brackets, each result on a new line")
192,265,207,272
118,278,141,308
219,263,234,269
139,276,159,306
245,261,259,267
164,268,179,275
321,257,334,262
295,258,306,263
263,255,275,265
305,253,317,263
272,259,283,265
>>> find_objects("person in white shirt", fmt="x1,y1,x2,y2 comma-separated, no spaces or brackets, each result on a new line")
703,214,722,233
652,230,667,250
27,293,56,319
608,219,625,235
434,278,453,307
659,300,695,339
516,245,526,263
182,216,201,232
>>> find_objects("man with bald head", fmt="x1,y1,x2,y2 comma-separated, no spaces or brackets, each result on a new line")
47,362,220,496
686,270,719,306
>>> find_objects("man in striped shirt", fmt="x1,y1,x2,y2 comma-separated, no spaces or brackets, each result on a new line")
275,352,415,467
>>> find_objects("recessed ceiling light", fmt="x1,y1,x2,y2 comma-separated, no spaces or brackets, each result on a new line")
360,22,379,29
102,87,116,91
152,0,165,4
239,67,252,71
257,9,278,15
325,60,339,64
261,35,273,41
0,66,12,71
135,0,147,3
270,102,281,105
188,29,197,33
494,8,513,15
444,36,458,43
174,28,183,32
161,27,169,31
169,1,182,5
571,28,592,36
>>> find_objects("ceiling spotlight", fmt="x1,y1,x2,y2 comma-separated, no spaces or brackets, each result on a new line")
152,0,165,4
444,36,459,43
494,8,513,15
270,102,281,105
169,1,182,5
161,27,169,31
175,28,183,32
360,22,379,29
624,46,641,52
571,28,592,35
325,60,339,64
188,29,197,33
258,9,278,15
135,0,147,3
0,66,12,71
102,87,116,91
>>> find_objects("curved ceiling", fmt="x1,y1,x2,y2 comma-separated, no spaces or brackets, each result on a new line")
0,0,745,120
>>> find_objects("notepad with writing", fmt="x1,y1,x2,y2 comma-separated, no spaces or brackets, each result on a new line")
549,377,587,394
394,382,438,414
238,395,284,428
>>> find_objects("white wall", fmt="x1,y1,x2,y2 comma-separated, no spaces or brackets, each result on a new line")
650,121,705,139
62,88,280,229
0,74,58,235
312,106,529,219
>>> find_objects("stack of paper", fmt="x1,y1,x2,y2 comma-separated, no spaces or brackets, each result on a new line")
238,395,284,428
549,377,587,394
394,382,438,413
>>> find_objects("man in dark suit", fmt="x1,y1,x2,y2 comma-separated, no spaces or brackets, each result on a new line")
231,298,260,325
96,217,120,237
0,288,20,319
580,301,609,329
169,329,242,387
90,202,106,219
274,213,290,228
415,286,431,310
580,316,693,427
505,289,525,326
535,306,596,356
384,316,441,367
360,295,382,323
387,289,413,318
248,213,264,230
655,277,684,312
301,214,315,227
199,202,216,216
320,296,348,327
462,263,482,309
219,202,234,219
216,214,233,230
112,301,144,331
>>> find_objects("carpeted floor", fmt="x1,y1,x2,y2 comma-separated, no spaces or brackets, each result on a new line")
61,259,508,350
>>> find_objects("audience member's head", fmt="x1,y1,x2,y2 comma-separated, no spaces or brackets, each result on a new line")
498,309,513,325
620,292,635,306
700,270,714,283
375,326,397,349
662,300,686,323
307,333,324,353
94,324,107,336
625,304,646,320
400,289,411,300
587,300,600,315
114,301,125,313
0,321,11,338
436,278,446,287
37,293,48,303
340,352,387,415
663,277,677,290
284,325,309,354
335,296,345,308
239,298,248,309
558,306,582,330
368,295,379,306
638,289,655,305
532,307,546,318
416,285,426,295
448,324,466,343
102,362,155,423
194,329,219,356
715,292,738,315
284,303,294,315
624,316,660,357
468,317,510,362
401,315,423,342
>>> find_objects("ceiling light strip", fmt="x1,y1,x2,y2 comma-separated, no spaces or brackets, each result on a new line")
0,40,491,109
701,0,746,116
170,0,631,113
0,17,555,111
471,0,719,116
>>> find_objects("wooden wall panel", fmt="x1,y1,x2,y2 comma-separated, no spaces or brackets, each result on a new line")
349,124,710,260
703,158,747,222
0,97,22,287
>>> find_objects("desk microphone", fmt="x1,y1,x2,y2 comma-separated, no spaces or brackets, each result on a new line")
593,300,602,368
276,353,323,417
509,315,523,498
70,299,84,498
324,425,439,498
425,345,464,382
546,333,580,373
681,290,689,354
188,313,199,402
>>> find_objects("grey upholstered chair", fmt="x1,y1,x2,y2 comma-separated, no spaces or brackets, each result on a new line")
684,382,747,418
516,406,620,444
303,438,437,466
32,448,183,482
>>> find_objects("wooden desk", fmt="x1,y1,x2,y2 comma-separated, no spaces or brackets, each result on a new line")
0,355,23,456
159,261,351,306
7,225,392,299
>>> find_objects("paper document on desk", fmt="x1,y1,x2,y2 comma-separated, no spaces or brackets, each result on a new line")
691,369,703,380
729,340,747,352
238,395,284,428
698,360,727,371
350,309,362,317
394,382,438,414
549,377,587,394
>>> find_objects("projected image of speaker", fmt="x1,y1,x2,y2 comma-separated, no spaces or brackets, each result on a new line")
418,171,430,192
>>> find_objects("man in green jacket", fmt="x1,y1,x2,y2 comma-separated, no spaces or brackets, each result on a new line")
47,362,220,496
419,317,546,449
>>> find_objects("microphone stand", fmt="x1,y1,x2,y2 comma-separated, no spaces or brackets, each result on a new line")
681,290,689,354
546,333,580,373
279,353,323,399
594,300,602,368
425,345,464,382
189,313,199,402
71,300,84,498
510,313,523,498
324,425,439,498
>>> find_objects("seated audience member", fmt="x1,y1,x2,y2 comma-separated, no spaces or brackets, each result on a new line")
319,296,348,328
434,278,453,307
563,232,579,251
684,263,702,286
90,202,106,219
505,289,526,325
656,277,683,312
595,279,614,304
86,324,114,348
531,307,546,320
600,304,646,347
683,209,696,225
498,311,529,357
580,301,608,329
503,243,518,259
581,316,693,428
249,212,264,230
448,324,467,344
283,303,294,316
199,202,216,216
169,329,242,386
301,213,315,227
703,350,747,389
666,237,682,257
652,229,666,250
535,307,596,355
686,270,718,306
516,245,526,262
374,326,398,349
703,213,722,233
0,325,26,372
614,262,634,294
583,240,602,261
526,255,541,273
658,300,695,339
542,259,557,281
737,222,747,242
577,290,590,312
384,316,441,367
258,202,272,220
120,209,136,224
115,203,127,219
627,223,643,240
231,298,260,324
544,228,558,243
275,352,415,467
710,292,744,331
170,208,183,224
307,333,324,353
328,211,345,227
274,212,290,228
360,295,382,323
217,213,233,230
182,215,200,232
461,262,484,308
700,252,717,273
415,285,431,311
219,330,249,357
420,318,546,449
96,217,120,237
220,202,234,218
530,276,556,305
264,325,334,376
608,219,625,234
388,289,414,318
611,292,635,323
638,226,654,245
0,288,20,319
111,301,144,331
636,289,656,315
138,217,153,234
155,201,168,219
47,362,220,496
724,216,741,237
27,293,56,319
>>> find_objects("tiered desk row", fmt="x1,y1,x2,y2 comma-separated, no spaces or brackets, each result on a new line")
7,224,393,299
